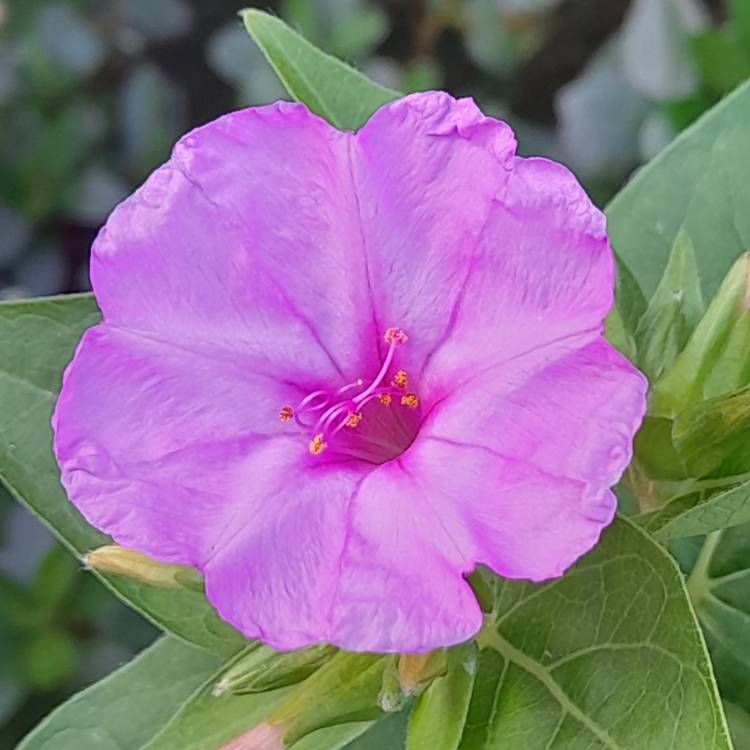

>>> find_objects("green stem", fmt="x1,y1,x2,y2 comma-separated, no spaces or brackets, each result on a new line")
686,529,724,606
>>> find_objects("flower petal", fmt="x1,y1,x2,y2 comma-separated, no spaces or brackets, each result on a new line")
53,325,303,564
203,450,366,650
417,337,647,580
91,102,377,385
420,157,614,393
329,462,483,652
351,91,516,370
353,93,613,399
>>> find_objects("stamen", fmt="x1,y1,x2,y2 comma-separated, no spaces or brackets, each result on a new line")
279,405,294,422
281,326,417,458
354,328,407,406
391,370,408,390
336,378,364,396
401,393,419,409
309,434,327,455
345,412,363,428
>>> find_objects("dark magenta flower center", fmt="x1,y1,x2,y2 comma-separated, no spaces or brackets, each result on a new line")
279,327,421,464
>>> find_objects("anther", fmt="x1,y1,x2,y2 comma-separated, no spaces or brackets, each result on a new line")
400,393,419,409
345,412,363,428
379,393,393,406
391,370,408,390
309,434,327,455
279,405,294,422
384,327,408,345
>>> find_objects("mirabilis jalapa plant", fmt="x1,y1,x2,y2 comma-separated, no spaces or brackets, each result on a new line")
7,9,750,750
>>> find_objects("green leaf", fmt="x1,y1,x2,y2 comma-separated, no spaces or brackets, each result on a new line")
17,636,220,750
687,527,750,714
635,229,704,381
241,9,399,131
0,294,245,657
725,701,750,749
640,478,750,540
606,79,750,302
462,518,731,749
651,253,750,418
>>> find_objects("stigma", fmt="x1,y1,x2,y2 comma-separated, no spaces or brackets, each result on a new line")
278,327,419,457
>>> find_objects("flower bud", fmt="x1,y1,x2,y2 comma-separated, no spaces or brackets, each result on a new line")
397,650,448,697
213,644,336,696
83,545,203,590
269,652,387,745
652,253,750,417
218,721,287,750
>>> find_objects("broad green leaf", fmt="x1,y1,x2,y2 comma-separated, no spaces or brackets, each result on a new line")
634,229,704,381
725,701,750,749
687,527,750,714
0,294,245,656
606,79,750,301
651,253,750,418
465,518,731,749
242,9,399,131
640,478,750,540
17,636,221,750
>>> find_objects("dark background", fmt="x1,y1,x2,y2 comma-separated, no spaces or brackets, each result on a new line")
0,0,745,745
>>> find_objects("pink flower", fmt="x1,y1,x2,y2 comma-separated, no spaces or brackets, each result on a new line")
52,93,647,653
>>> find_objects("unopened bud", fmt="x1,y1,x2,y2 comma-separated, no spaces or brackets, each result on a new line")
83,545,203,590
652,252,750,416
397,651,448,696
218,721,287,750
270,652,386,745
379,650,449,716
214,644,336,696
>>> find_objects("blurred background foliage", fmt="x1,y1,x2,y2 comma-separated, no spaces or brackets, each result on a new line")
0,0,747,746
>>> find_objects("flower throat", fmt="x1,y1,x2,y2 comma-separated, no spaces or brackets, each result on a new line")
279,328,420,461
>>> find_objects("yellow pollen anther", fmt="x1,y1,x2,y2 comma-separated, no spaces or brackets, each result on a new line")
345,412,363,428
309,434,327,455
379,393,393,406
279,405,294,422
401,393,419,409
384,327,408,345
391,369,408,390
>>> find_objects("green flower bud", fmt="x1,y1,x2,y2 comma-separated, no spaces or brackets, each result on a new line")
269,652,387,745
652,253,750,417
213,643,336,696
